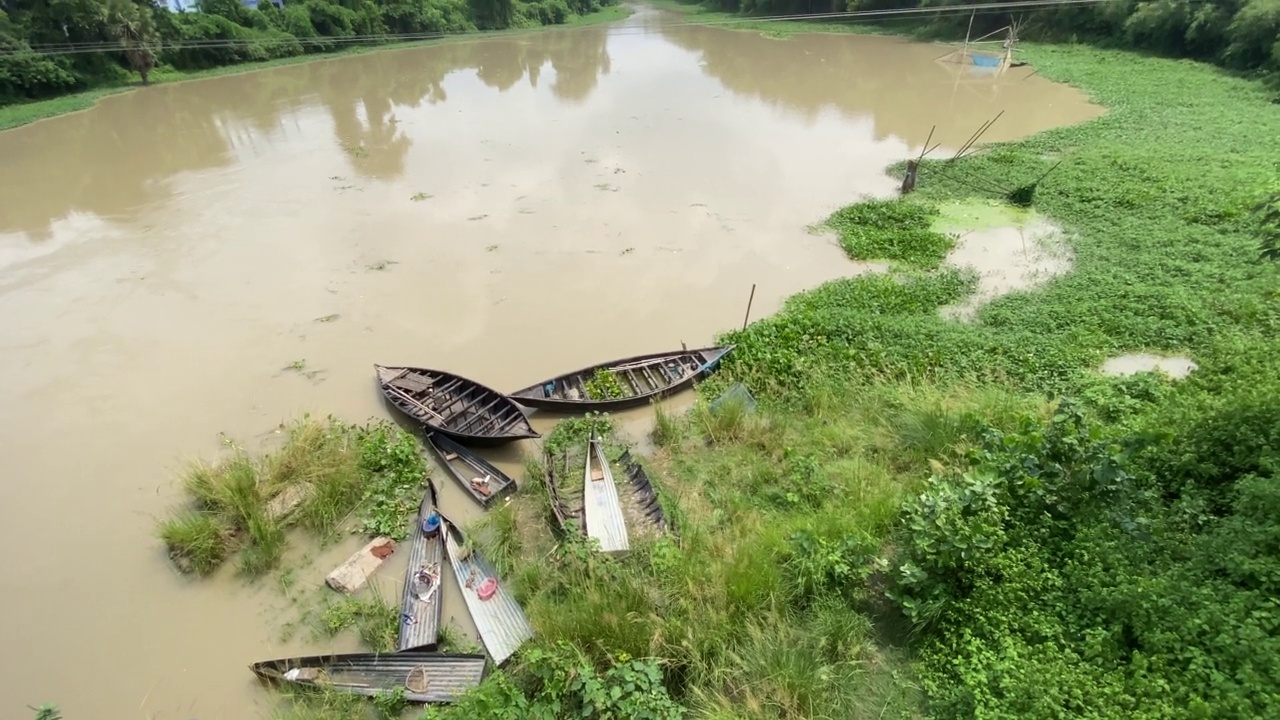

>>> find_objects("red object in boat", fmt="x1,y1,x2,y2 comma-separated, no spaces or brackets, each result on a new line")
476,577,498,601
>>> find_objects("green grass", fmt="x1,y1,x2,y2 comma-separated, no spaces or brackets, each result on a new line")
645,0,919,39
155,417,427,578
156,512,234,576
427,19,1279,720
0,4,633,132
443,384,1022,719
317,585,400,653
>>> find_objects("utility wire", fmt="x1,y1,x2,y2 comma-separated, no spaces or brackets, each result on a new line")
3,0,1110,56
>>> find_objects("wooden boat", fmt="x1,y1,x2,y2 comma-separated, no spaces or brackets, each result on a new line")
425,432,517,507
618,448,670,537
583,435,629,554
544,442,668,543
375,365,539,447
249,650,486,704
508,345,735,412
543,447,585,534
438,512,534,666
397,481,444,652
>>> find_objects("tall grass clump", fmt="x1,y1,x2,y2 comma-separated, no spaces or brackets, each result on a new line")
156,417,427,578
156,511,233,575
652,400,683,447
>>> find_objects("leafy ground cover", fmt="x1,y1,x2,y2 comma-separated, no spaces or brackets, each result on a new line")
419,21,1280,720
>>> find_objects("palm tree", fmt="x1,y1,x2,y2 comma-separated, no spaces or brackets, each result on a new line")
111,1,158,85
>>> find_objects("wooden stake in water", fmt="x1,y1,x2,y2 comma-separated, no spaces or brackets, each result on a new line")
742,283,757,331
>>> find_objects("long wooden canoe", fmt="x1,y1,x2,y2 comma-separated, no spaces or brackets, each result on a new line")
425,432,517,507
508,345,735,412
249,650,486,704
397,481,444,652
438,512,534,666
375,365,539,447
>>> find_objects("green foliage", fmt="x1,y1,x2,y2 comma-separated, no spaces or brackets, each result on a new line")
651,401,682,448
425,643,683,719
691,0,1280,75
30,704,61,720
823,199,954,268
542,411,613,457
370,685,408,720
584,367,627,400
887,399,1280,718
273,686,377,720
156,417,427,577
355,422,427,539
0,0,620,107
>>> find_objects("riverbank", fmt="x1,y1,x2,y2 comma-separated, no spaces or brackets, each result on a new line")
424,15,1280,720
0,4,632,133
12,6,1277,717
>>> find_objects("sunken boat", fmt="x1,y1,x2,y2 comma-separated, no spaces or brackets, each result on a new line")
618,448,670,537
249,650,487,704
425,432,517,507
397,481,444,652
543,437,667,546
544,446,586,534
509,345,735,412
438,512,534,666
374,365,539,447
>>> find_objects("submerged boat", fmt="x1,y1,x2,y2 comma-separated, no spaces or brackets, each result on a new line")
249,650,487,704
618,448,670,536
582,435,629,554
544,442,668,543
425,432,517,507
509,345,735,412
397,482,444,652
438,513,534,666
543,447,586,534
375,365,539,447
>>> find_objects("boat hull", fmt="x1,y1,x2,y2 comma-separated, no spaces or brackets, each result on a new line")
509,346,734,413
375,364,539,447
397,482,444,652
439,514,534,666
249,650,487,704
425,432,517,506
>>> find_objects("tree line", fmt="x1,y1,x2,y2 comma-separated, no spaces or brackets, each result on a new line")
0,0,615,104
704,0,1280,78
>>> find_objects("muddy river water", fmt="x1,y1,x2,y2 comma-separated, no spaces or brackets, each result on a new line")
0,6,1101,718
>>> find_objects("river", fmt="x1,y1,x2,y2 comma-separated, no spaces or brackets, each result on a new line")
0,6,1101,718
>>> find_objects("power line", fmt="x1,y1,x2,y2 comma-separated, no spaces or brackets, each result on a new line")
3,0,1109,57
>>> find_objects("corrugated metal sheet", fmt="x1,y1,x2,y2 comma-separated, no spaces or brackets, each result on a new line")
583,438,630,554
251,650,486,704
398,483,443,651
443,520,534,666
